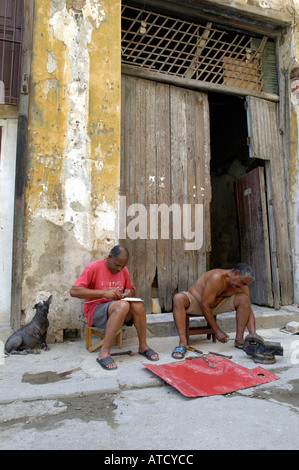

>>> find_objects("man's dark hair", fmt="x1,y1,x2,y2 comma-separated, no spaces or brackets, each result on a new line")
231,263,255,280
110,245,130,258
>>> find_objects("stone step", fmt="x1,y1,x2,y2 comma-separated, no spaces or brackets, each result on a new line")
142,304,299,338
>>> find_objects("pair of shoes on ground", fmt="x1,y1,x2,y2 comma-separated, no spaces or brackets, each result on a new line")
96,348,159,371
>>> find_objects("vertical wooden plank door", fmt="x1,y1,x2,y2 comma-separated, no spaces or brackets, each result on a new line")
120,76,211,313
246,97,293,306
235,167,273,306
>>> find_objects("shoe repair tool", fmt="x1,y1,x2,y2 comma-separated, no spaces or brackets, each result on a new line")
111,350,133,357
208,351,233,359
186,346,215,368
243,333,283,364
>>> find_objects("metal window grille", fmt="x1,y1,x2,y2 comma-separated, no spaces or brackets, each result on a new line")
122,3,276,93
0,0,23,105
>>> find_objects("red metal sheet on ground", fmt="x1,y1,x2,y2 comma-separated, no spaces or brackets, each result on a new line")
143,356,279,397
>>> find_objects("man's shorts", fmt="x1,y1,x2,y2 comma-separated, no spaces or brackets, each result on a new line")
92,301,114,329
182,291,236,316
92,300,134,329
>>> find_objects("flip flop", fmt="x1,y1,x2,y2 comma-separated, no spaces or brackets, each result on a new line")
234,343,244,350
171,346,187,359
96,356,117,370
138,348,159,361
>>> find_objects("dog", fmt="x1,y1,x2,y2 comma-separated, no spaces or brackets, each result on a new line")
5,295,52,355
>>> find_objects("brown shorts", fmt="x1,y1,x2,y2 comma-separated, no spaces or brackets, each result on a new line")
182,291,236,316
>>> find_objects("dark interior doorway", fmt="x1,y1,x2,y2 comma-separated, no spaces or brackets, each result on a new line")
209,92,262,270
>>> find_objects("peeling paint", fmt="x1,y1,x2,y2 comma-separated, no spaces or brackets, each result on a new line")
49,0,105,248
47,51,57,73
21,0,121,336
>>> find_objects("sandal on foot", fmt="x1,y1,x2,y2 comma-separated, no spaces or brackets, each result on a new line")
96,356,117,370
172,346,187,359
138,348,159,361
234,343,244,350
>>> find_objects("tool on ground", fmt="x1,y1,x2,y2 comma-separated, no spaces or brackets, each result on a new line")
58,367,82,377
186,346,215,368
209,351,233,359
110,350,133,357
243,333,283,364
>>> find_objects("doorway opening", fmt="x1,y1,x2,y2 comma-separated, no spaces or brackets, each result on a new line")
209,92,264,270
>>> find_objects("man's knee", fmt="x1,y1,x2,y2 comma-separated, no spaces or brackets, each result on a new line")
173,293,189,310
234,293,251,308
110,300,130,317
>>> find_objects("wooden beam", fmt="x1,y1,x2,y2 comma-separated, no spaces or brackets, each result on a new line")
122,64,280,102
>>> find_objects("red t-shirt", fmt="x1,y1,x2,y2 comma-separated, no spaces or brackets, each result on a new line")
73,259,136,325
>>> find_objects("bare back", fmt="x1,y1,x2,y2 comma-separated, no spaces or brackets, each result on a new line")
188,269,250,309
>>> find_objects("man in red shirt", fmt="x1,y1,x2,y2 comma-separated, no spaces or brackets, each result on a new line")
70,245,159,370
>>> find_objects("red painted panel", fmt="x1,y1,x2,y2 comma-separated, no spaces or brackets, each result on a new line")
143,355,279,397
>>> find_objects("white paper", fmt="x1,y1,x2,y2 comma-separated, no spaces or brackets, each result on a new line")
123,297,144,302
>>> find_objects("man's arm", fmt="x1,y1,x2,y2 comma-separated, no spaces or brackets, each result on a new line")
70,285,123,300
198,274,229,343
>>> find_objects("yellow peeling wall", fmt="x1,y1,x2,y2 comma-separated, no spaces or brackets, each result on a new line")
23,0,121,339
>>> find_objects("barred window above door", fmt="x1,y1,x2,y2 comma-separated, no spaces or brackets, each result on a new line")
0,0,23,105
121,3,278,95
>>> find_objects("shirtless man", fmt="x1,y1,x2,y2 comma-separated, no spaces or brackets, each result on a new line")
171,263,256,359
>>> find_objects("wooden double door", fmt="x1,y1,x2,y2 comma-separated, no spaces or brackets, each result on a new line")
120,76,211,312
120,77,293,312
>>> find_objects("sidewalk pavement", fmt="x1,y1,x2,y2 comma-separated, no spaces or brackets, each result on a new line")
1,304,298,403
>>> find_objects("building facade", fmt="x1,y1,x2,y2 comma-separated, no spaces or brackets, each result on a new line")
0,0,299,340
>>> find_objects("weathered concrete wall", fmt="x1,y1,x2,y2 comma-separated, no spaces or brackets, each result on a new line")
287,0,299,303
22,0,121,340
0,110,18,329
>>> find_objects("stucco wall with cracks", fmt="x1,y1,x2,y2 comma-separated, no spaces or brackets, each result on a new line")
287,0,299,303
22,0,121,340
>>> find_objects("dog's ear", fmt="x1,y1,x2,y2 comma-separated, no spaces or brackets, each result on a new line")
33,303,38,310
47,295,53,304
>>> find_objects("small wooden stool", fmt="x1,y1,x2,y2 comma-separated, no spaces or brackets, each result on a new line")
85,325,122,353
185,314,217,343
